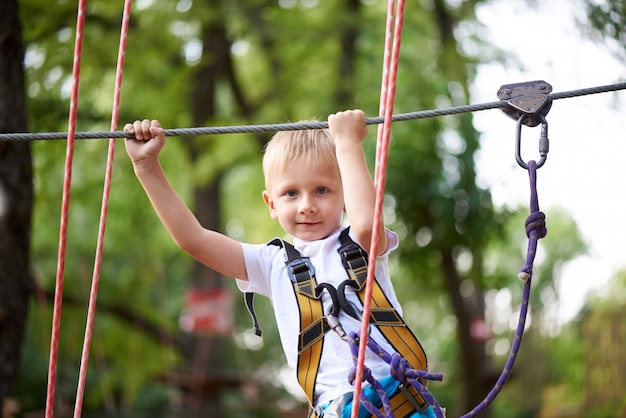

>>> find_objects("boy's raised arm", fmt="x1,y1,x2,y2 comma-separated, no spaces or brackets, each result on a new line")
328,110,387,255
124,119,248,280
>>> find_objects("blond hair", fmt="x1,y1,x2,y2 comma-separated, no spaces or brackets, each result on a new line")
262,123,338,189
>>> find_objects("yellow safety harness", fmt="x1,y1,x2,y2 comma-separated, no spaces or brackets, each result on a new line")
245,228,429,417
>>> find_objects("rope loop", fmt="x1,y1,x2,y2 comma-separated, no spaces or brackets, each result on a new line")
346,332,393,417
518,159,547,282
345,331,445,418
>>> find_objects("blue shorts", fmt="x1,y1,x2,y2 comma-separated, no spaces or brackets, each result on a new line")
322,376,436,418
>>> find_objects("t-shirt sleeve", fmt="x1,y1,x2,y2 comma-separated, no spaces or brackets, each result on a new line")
369,228,401,311
235,242,274,297
384,228,399,254
348,227,399,255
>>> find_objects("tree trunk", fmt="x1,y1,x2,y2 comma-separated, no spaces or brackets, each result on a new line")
0,0,33,415
441,250,492,416
176,1,240,416
334,0,361,107
429,0,495,414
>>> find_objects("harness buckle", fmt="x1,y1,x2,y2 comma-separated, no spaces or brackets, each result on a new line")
398,382,429,413
286,257,319,299
338,244,369,289
339,243,367,261
286,257,316,279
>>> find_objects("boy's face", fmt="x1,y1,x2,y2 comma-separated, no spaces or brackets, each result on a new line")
262,157,344,241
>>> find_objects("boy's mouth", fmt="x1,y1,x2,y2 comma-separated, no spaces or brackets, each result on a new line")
298,221,320,227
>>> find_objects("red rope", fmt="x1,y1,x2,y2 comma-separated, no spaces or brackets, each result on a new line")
45,1,87,416
350,1,405,417
72,2,132,417
374,0,395,184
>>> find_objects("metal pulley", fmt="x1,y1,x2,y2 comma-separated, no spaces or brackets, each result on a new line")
497,80,552,127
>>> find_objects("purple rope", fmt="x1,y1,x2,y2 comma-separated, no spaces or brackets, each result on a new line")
518,160,547,282
342,160,546,417
346,332,445,418
460,159,546,417
347,332,393,417
460,278,532,418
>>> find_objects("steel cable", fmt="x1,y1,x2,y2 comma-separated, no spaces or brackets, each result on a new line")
2,81,625,142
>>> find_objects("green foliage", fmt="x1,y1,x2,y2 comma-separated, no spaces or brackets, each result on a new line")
583,0,626,62
576,271,626,417
587,268,626,311
15,0,599,416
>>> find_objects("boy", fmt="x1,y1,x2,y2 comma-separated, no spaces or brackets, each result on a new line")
124,110,435,417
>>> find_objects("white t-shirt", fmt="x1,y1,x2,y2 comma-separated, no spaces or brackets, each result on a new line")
236,227,402,408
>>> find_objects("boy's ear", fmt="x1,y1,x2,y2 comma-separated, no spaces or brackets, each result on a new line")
262,190,278,219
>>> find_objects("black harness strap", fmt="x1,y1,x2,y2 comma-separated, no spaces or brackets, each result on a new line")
337,229,429,413
244,292,262,337
245,238,328,408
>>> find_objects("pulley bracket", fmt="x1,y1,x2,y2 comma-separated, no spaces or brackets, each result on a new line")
497,80,552,127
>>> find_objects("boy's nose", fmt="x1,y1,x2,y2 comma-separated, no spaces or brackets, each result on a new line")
298,195,316,213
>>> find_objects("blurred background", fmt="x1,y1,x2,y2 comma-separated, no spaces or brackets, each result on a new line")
1,0,625,417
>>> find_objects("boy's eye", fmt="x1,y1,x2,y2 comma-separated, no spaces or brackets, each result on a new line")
316,187,328,194
286,190,297,197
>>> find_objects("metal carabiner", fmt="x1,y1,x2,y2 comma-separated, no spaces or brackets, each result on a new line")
325,311,348,340
516,114,549,169
316,283,348,340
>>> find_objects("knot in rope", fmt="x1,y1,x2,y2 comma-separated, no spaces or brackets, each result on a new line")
390,353,409,382
524,210,547,239
346,332,446,417
348,364,375,386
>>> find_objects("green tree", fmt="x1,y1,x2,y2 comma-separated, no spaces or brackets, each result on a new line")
10,0,591,417
580,271,626,417
583,0,626,62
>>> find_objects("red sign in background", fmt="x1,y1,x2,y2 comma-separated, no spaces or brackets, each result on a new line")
179,288,234,335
